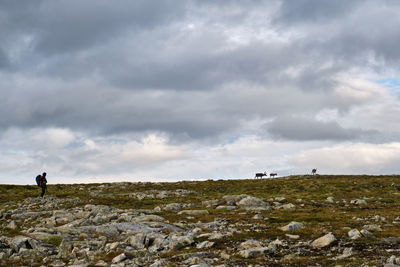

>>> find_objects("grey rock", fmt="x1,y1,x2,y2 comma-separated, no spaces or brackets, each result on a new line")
350,199,367,205
363,224,382,232
196,240,215,249
239,240,262,249
336,247,354,259
348,229,361,240
51,260,66,267
326,197,335,203
280,222,305,232
9,236,39,252
132,215,165,222
360,229,374,237
112,253,127,264
237,196,268,208
311,233,336,248
177,210,209,216
169,235,194,250
150,259,169,267
285,234,300,239
6,220,18,230
222,194,248,205
275,203,295,210
239,246,275,258
215,205,237,210
382,237,400,244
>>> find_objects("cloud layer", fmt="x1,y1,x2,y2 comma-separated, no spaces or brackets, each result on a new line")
1,0,400,183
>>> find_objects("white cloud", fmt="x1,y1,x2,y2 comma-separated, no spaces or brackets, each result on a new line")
292,142,400,174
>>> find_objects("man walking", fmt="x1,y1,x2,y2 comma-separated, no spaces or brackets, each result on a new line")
38,172,47,197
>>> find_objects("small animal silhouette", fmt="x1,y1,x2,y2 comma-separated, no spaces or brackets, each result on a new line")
269,173,277,178
311,168,317,175
255,171,267,179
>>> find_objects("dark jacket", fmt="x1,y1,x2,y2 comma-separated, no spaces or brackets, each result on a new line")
40,177,47,188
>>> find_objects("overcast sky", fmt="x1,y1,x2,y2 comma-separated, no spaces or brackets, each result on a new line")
1,0,400,184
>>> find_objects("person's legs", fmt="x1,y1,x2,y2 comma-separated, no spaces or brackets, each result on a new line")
41,186,45,197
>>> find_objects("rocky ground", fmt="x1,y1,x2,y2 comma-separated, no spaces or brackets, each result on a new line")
1,175,400,266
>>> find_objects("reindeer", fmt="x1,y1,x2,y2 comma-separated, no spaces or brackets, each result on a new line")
311,168,317,175
255,171,267,179
270,173,277,178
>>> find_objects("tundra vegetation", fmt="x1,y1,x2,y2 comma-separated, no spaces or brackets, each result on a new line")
1,175,400,266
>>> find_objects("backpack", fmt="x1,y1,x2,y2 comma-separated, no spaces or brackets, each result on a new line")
36,175,41,187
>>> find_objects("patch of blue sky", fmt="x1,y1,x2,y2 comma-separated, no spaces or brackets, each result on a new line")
377,78,400,95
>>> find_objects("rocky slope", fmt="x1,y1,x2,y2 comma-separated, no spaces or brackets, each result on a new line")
1,175,400,266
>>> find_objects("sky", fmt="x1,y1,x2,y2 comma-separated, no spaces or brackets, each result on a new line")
1,0,400,184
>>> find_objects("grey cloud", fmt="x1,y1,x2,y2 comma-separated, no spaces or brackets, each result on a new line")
0,0,398,144
0,49,9,69
266,116,375,141
275,0,363,25
0,0,186,58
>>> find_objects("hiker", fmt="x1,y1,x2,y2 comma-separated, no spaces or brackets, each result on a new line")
37,172,47,197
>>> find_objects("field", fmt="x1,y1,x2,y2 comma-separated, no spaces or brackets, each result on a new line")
1,175,400,266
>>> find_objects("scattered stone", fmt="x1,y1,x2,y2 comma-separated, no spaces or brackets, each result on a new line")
326,197,335,203
253,214,263,219
132,214,165,222
350,199,367,205
239,247,273,258
360,229,373,238
237,196,269,208
177,210,209,216
6,220,18,230
240,240,262,249
112,253,127,264
150,259,169,267
222,195,248,205
373,215,387,222
348,229,361,240
196,241,215,249
215,205,237,210
336,247,354,259
275,203,295,210
382,237,400,245
280,222,305,232
274,197,286,202
363,224,383,232
311,233,336,248
285,234,300,240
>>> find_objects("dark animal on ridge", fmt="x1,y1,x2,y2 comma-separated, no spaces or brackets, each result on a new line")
255,171,267,179
270,173,277,178
312,168,317,175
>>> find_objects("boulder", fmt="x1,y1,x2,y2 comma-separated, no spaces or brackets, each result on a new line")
237,196,268,208
311,233,336,248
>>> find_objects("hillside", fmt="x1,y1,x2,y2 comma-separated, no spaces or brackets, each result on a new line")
1,175,400,266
